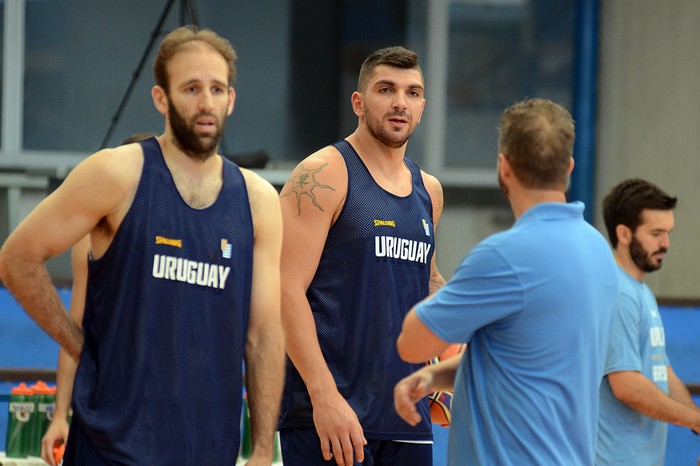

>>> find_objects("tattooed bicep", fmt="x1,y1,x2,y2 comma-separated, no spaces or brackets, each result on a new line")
281,162,336,215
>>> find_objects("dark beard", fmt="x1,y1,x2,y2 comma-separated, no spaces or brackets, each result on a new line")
167,96,224,161
630,234,665,273
364,107,414,149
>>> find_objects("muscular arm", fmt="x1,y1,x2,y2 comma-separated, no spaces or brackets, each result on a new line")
279,150,366,466
41,236,90,466
0,149,135,361
397,308,450,363
242,171,286,465
668,367,700,435
668,366,700,411
608,369,700,432
0,246,82,359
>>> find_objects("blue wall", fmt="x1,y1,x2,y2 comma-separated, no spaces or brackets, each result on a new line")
657,306,700,466
1,290,699,463
0,290,67,368
0,289,70,452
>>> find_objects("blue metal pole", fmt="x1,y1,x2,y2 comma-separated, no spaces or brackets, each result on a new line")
570,0,599,223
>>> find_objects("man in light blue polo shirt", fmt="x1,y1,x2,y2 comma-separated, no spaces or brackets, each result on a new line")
596,178,700,465
393,98,619,465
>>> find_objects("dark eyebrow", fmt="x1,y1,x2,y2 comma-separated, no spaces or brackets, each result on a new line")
373,79,424,92
181,78,228,88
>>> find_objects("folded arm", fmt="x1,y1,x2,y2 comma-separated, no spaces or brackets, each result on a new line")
608,369,700,432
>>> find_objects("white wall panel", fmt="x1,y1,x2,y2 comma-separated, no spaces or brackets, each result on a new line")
596,0,700,298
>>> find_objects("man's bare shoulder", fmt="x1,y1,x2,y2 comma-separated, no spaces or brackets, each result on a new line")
292,145,346,180
277,145,348,219
280,146,347,198
76,144,144,187
68,145,145,243
420,170,442,192
420,170,443,200
238,168,282,242
239,167,280,211
420,170,444,219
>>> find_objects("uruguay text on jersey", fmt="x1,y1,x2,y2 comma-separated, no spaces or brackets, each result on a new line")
152,254,231,289
374,236,432,264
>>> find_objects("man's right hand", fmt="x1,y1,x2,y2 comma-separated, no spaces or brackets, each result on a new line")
41,417,69,466
311,389,367,466
394,368,434,427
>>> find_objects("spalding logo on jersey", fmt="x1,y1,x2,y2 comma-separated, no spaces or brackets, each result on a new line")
155,235,182,248
373,219,396,227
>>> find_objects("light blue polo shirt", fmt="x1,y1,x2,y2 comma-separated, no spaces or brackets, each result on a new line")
596,267,669,466
416,201,618,466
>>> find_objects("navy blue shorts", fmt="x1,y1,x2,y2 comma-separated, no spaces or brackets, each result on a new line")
63,419,110,466
279,428,432,466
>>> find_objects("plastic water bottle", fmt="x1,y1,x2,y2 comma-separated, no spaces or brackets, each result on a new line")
273,430,282,463
29,381,56,457
5,382,35,458
239,395,252,459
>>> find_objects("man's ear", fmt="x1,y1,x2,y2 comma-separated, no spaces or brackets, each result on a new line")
616,224,633,246
498,153,511,177
152,85,168,115
227,87,236,116
351,91,363,117
416,98,426,125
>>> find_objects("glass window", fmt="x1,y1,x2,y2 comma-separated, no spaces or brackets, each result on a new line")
22,0,293,160
18,0,573,177
24,1,171,151
336,0,574,173
441,0,574,169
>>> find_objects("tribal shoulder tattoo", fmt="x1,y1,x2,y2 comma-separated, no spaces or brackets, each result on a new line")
281,162,335,215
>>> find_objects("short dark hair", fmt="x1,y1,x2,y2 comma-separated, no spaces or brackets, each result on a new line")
602,178,677,248
153,25,237,93
357,46,422,92
498,98,575,190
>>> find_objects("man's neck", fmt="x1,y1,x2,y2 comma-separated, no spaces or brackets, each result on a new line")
156,135,224,209
614,250,645,282
347,130,407,163
509,188,567,220
345,130,412,196
158,135,219,168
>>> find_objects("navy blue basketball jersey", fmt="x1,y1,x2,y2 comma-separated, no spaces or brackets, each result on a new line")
67,138,254,465
279,139,434,441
